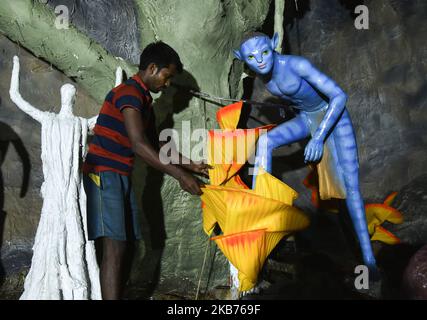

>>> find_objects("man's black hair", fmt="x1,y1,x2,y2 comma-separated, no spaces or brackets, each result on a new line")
139,41,183,73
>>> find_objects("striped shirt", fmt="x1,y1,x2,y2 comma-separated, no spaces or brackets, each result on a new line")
83,74,154,176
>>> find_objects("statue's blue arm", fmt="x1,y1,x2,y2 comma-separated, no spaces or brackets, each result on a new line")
291,58,348,162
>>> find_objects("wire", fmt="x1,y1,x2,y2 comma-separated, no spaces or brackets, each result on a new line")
195,238,210,300
188,88,287,109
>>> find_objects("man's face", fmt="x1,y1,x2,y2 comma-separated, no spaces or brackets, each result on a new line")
239,36,274,75
149,64,177,93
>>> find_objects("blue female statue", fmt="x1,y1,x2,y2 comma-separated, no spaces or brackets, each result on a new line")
234,32,378,277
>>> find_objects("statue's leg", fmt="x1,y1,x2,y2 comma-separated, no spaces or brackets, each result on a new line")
333,110,378,276
252,114,310,188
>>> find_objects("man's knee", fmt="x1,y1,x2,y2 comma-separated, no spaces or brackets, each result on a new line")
101,237,127,260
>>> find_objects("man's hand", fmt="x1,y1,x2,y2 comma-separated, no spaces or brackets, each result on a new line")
187,162,212,177
177,172,204,196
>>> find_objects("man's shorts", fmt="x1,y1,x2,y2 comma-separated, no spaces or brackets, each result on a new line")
83,171,142,241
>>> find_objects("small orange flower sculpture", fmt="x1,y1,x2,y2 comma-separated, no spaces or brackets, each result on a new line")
365,192,403,244
201,101,310,292
303,169,403,245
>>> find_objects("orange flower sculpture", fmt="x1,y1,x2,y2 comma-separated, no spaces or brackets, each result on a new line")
207,101,275,186
303,169,403,245
365,192,403,244
201,101,310,292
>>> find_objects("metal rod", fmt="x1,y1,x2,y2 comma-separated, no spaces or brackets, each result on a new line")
188,89,287,108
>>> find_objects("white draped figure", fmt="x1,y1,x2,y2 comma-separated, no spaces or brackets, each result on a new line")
9,56,122,300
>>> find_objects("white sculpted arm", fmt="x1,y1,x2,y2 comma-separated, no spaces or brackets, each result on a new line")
88,115,98,131
115,66,123,87
87,66,122,131
9,56,46,123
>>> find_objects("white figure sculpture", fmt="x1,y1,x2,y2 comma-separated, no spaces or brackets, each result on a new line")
9,55,123,300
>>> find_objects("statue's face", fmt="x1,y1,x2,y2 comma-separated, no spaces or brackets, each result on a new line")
239,36,274,75
60,84,76,112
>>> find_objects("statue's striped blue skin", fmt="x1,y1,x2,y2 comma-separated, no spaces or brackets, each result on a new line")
234,33,378,276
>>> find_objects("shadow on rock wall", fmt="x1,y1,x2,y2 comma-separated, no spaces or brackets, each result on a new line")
0,118,31,288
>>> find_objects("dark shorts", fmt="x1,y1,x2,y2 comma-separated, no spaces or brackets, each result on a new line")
83,171,142,241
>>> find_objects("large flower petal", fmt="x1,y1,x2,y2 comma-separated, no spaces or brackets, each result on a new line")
207,126,275,185
255,168,298,205
201,185,309,234
216,101,243,130
201,201,217,236
383,192,398,206
365,203,404,225
211,229,267,292
371,225,401,245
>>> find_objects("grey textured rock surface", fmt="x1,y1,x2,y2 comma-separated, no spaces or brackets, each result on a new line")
0,1,134,104
387,174,427,246
47,0,141,64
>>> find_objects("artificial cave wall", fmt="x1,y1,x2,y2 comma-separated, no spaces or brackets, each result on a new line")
1,0,426,300
0,0,272,298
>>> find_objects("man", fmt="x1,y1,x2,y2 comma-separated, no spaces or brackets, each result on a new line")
83,41,209,299
233,32,379,278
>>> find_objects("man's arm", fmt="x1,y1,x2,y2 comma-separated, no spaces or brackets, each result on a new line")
122,107,203,195
9,56,46,123
158,140,210,177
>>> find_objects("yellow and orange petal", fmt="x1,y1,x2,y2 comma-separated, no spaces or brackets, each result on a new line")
201,201,217,236
365,203,404,225
207,125,275,185
371,225,401,245
303,168,322,208
216,101,243,130
255,167,298,205
201,185,309,235
302,169,339,212
383,192,398,206
211,229,268,292
223,174,249,189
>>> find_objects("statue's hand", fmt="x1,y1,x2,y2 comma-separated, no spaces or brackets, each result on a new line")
304,137,324,163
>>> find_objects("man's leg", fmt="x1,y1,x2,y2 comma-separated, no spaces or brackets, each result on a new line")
98,237,127,300
252,114,310,188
